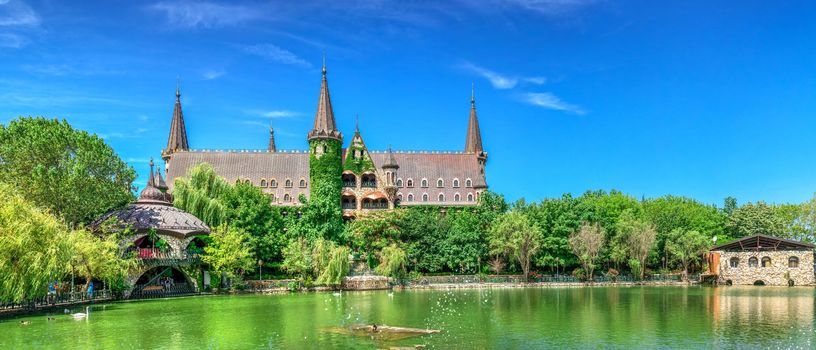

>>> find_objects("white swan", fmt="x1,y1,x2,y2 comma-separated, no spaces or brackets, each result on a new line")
71,306,89,320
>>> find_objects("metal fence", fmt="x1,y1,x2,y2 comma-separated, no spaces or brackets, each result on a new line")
0,290,115,311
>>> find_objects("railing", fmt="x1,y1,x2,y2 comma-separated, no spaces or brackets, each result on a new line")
343,181,356,188
361,181,376,188
126,248,203,267
342,203,357,210
130,283,195,299
0,290,115,311
362,203,388,209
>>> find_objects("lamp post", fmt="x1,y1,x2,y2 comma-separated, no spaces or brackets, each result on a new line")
258,260,263,282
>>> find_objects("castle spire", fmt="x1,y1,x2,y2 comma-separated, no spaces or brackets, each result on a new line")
268,124,277,152
464,84,483,154
307,54,342,142
163,80,189,159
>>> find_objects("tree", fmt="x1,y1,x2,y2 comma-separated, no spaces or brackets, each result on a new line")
489,211,543,282
726,201,785,238
222,182,285,261
522,194,580,274
173,163,230,227
0,183,72,303
69,229,135,291
665,229,710,280
615,210,657,280
643,195,724,269
376,244,407,280
281,237,312,280
568,222,606,281
202,225,254,279
0,117,136,226
316,245,351,286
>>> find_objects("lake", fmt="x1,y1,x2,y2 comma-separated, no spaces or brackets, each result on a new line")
1,286,814,349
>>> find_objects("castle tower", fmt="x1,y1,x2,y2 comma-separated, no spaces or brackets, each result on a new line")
306,57,344,238
162,82,188,160
464,85,488,174
382,147,399,208
268,124,276,152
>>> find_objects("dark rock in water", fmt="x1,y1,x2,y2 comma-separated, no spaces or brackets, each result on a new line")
323,324,440,341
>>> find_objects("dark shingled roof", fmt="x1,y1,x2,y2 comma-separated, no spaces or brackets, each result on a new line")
308,63,342,142
464,90,483,154
165,86,189,154
166,151,311,204
711,234,816,252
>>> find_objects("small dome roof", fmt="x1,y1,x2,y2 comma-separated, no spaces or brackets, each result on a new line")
139,185,166,202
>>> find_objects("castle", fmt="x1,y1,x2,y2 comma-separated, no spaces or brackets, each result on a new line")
159,63,488,217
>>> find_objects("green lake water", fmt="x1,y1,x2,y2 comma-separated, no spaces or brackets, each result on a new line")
1,286,814,349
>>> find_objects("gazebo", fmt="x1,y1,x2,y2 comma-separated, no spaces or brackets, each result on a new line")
93,159,211,298
709,234,815,286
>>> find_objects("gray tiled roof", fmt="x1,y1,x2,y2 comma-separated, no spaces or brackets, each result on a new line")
166,151,311,205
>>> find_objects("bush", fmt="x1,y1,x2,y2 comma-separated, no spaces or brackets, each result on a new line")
572,267,586,281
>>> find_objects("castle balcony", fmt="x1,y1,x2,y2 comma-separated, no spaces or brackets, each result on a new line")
342,202,357,210
343,181,357,188
126,247,203,267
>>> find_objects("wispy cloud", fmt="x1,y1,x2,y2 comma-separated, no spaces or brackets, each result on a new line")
21,63,125,76
0,32,24,47
240,44,312,68
126,157,151,164
461,62,545,89
522,92,585,115
202,69,225,80
149,1,263,29
0,0,40,27
502,0,595,15
98,127,151,140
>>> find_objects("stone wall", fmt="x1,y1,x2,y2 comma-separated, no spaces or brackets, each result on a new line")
716,250,814,286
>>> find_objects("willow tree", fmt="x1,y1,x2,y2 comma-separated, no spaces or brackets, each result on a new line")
0,117,136,226
0,183,72,303
376,244,407,280
173,163,230,227
69,229,136,291
317,245,351,286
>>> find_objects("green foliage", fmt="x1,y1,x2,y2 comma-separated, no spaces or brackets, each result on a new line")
173,163,230,227
521,194,579,273
223,182,285,261
569,222,606,281
0,183,73,303
343,136,376,175
202,225,255,279
665,229,711,279
0,117,136,226
489,211,543,281
643,195,724,267
69,229,136,290
281,237,312,279
316,245,351,286
726,201,785,238
376,244,407,279
627,259,642,281
305,139,344,241
614,209,657,279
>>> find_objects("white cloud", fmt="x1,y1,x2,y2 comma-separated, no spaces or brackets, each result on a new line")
0,0,40,27
0,32,24,48
202,69,225,80
503,0,594,15
522,92,585,115
461,62,545,89
245,109,301,119
126,157,150,164
149,1,262,29
20,63,125,76
240,44,312,68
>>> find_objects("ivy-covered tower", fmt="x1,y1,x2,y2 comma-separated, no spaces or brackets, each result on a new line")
306,60,344,235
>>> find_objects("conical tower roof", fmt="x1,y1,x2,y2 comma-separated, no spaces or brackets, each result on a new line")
268,124,277,152
464,85,484,154
163,81,189,158
307,59,343,142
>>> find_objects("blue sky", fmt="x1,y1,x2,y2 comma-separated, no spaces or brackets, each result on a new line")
1,0,815,206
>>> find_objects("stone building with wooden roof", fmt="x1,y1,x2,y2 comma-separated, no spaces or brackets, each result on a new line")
160,62,488,217
708,234,815,286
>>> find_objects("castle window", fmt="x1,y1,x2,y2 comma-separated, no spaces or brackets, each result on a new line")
271,179,278,188
421,179,428,188
789,256,800,268
284,194,291,202
397,193,403,201
342,173,357,188
748,257,758,268
467,193,474,202
260,179,268,187
396,178,403,187
361,173,377,188
465,179,472,188
437,178,444,188
453,179,460,188
407,179,414,188
299,179,307,188
285,179,292,188
454,193,460,202
729,257,739,268
438,193,445,202
422,193,429,202
761,257,771,267
407,193,414,202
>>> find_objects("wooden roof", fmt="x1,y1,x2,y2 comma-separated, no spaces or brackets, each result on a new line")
711,234,815,252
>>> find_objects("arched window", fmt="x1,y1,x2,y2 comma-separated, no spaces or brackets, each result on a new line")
467,193,474,202
454,193,460,202
748,257,758,268
245,179,251,185
761,257,771,267
406,179,414,188
270,179,278,188
397,193,403,201
396,178,403,187
789,256,800,268
437,178,444,188
422,193,429,202
465,179,472,187
438,193,445,202
285,179,292,188
421,179,428,188
270,194,276,202
729,257,739,268
453,179,460,188
342,173,356,188
260,179,267,187
407,193,414,202
361,173,377,188
283,194,291,202
299,179,307,188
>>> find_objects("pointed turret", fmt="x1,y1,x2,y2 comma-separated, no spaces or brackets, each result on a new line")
162,81,189,160
307,58,343,142
268,124,277,152
383,146,399,170
464,84,484,154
